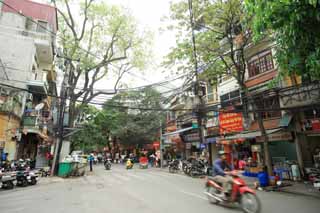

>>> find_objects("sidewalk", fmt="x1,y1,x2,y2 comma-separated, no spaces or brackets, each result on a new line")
241,175,320,198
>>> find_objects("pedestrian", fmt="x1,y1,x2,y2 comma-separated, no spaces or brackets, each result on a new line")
88,153,94,172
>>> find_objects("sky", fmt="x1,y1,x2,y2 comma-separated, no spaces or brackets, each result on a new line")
104,0,180,91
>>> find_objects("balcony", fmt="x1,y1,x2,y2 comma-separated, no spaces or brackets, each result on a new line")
27,80,48,95
280,82,320,108
22,109,51,135
0,25,54,63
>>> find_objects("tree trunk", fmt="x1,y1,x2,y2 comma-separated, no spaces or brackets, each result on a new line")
256,111,273,176
68,101,76,128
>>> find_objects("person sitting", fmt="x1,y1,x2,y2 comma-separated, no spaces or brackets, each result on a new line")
211,151,233,200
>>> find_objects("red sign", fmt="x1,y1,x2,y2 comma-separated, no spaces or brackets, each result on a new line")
219,112,243,134
312,119,320,131
153,141,160,148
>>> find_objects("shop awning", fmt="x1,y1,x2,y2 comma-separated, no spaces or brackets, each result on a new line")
225,128,282,140
163,127,194,136
279,114,293,127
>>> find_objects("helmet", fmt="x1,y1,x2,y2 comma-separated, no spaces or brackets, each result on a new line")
218,150,226,156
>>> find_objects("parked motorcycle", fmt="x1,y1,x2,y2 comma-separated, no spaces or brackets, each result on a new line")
204,171,261,213
305,167,320,191
104,158,112,170
28,171,38,185
169,159,180,173
0,169,16,189
182,160,192,175
189,159,208,177
139,156,148,169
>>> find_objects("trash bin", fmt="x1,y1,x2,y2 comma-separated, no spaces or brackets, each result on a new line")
258,172,268,187
58,162,73,177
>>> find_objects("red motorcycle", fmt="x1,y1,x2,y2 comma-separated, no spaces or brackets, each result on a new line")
204,171,261,213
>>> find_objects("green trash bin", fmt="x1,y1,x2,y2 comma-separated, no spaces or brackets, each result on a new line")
58,162,73,177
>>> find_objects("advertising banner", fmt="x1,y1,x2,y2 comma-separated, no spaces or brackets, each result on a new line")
219,112,243,134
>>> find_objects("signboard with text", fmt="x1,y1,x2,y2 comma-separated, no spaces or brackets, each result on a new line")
219,112,243,134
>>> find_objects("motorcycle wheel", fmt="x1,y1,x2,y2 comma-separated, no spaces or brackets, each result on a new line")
22,179,28,187
169,166,174,173
240,193,261,213
206,186,220,204
30,178,37,185
4,181,14,190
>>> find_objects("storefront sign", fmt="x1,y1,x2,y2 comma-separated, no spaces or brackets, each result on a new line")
312,119,320,131
256,131,292,142
219,112,243,134
183,132,200,142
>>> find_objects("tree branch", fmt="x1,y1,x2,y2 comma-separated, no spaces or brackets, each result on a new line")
78,0,94,41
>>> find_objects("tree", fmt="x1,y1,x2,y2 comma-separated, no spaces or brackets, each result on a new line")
245,0,320,80
165,0,274,175
53,0,152,127
98,87,166,145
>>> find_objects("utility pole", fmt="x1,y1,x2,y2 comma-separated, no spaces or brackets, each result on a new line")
160,120,163,169
188,0,205,147
51,60,69,175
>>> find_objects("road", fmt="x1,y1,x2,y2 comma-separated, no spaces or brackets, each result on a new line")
0,164,319,213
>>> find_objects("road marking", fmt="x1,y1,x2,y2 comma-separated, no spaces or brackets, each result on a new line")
179,190,207,200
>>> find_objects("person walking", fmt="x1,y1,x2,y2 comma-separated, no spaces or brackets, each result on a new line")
88,153,94,172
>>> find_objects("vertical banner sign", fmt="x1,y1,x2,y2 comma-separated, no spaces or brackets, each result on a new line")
219,112,243,134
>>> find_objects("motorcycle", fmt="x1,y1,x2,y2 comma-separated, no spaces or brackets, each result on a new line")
182,160,192,175
204,171,261,213
0,169,16,189
139,156,148,169
305,167,320,191
168,159,180,173
189,159,208,177
28,170,38,185
126,158,134,169
104,158,112,170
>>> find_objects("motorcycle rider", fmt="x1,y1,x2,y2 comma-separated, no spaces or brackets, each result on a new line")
212,151,233,199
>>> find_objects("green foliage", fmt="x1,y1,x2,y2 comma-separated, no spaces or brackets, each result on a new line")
71,122,106,153
101,88,166,145
164,0,250,87
71,88,166,150
245,0,320,80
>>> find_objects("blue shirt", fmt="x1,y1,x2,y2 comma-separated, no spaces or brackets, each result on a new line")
88,155,94,162
213,159,229,176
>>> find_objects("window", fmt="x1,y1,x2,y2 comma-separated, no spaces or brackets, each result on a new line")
37,20,48,33
220,90,241,107
254,97,281,119
207,83,214,102
248,51,274,78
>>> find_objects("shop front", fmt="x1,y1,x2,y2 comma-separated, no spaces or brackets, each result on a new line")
302,117,320,167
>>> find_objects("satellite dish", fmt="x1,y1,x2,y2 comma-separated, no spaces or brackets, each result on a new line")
35,103,44,111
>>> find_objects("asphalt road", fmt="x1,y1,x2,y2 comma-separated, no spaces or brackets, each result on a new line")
0,164,320,213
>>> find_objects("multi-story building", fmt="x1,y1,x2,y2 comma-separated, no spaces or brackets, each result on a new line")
0,0,57,165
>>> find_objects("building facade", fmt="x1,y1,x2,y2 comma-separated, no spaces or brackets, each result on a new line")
0,0,57,165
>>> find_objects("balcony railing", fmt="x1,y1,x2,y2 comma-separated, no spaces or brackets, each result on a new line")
0,24,52,44
23,116,38,126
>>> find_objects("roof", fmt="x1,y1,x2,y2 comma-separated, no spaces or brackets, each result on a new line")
2,0,58,32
